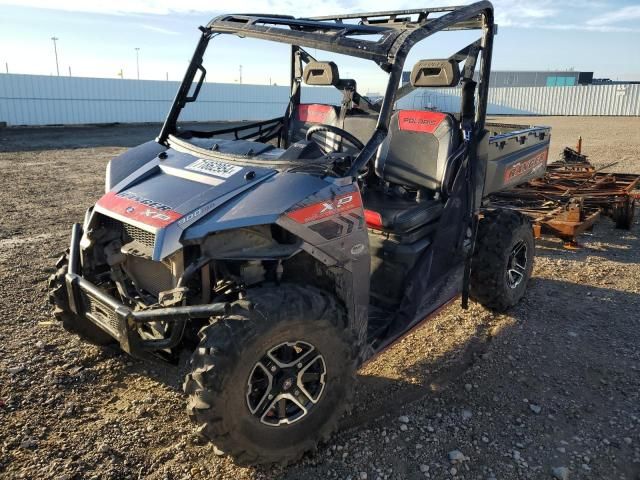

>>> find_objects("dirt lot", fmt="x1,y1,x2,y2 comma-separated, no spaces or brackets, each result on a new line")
0,117,639,480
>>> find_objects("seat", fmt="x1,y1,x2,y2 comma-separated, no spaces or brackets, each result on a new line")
288,61,341,148
363,189,443,233
342,113,377,148
362,109,460,233
375,110,460,192
289,103,339,145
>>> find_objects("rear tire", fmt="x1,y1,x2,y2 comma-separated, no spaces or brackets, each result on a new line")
183,285,357,466
470,210,535,312
48,252,114,346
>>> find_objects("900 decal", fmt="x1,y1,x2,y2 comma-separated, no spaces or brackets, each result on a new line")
286,192,363,224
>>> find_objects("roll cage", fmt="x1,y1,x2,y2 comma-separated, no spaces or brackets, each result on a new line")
157,1,495,171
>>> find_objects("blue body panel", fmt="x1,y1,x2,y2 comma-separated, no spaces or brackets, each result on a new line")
183,172,330,240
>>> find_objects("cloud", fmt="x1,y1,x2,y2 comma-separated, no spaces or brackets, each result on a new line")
139,24,179,35
0,0,401,16
587,5,640,26
494,3,557,27
0,0,559,21
540,23,639,33
1,0,636,34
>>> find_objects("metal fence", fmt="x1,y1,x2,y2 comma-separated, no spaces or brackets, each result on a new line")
1,74,639,126
0,74,341,126
398,83,640,116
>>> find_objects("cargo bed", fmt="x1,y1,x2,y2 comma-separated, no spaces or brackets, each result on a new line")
483,122,551,196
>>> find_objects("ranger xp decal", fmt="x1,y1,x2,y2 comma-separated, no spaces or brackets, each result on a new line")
186,159,242,178
114,191,173,211
96,191,182,228
286,192,363,224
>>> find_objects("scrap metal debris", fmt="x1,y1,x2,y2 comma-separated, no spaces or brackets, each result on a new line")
489,146,640,247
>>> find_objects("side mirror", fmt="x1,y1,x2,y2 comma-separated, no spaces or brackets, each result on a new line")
410,59,460,88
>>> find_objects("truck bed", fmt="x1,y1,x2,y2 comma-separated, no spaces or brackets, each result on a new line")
483,122,551,196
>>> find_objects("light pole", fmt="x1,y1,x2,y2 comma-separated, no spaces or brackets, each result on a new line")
135,47,140,80
51,36,60,76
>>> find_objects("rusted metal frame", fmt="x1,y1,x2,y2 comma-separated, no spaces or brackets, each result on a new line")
542,209,600,243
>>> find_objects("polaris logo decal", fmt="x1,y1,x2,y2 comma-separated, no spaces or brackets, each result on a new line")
398,110,446,133
186,159,242,179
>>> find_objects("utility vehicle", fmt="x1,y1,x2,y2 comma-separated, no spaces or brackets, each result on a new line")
49,2,551,465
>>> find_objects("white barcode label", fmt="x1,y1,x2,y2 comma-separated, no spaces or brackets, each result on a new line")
186,159,242,178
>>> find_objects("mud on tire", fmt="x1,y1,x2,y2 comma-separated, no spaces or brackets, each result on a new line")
47,252,114,346
183,284,357,466
470,209,535,312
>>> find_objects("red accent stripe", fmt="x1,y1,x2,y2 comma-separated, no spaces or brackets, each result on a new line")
96,192,182,228
297,104,333,123
286,192,363,224
398,110,446,133
364,209,383,229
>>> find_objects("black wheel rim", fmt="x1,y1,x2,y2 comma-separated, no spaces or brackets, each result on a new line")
506,240,528,289
246,341,326,427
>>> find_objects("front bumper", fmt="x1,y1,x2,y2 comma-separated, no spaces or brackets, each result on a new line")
62,223,228,359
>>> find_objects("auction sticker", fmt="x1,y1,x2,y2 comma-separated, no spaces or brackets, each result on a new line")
186,159,242,178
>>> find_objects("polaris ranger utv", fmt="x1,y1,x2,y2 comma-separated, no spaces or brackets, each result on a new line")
49,1,551,465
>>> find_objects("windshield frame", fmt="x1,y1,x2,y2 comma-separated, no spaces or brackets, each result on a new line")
156,2,495,177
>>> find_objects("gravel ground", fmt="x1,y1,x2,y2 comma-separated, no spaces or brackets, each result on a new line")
0,118,639,480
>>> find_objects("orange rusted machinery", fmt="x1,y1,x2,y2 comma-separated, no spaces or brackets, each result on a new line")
489,147,639,247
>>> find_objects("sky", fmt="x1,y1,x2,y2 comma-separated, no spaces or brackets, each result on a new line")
0,0,639,94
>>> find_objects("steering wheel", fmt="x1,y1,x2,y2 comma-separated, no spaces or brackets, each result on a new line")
306,124,365,154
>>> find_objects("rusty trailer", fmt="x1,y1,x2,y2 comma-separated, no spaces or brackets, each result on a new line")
489,147,640,247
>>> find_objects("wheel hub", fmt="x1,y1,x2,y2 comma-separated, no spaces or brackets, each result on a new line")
506,240,528,289
246,340,326,426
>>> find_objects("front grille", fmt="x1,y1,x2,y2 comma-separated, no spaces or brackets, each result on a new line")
97,214,156,250
123,223,156,249
125,255,174,296
81,291,120,337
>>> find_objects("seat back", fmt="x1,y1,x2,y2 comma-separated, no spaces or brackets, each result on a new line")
340,113,377,153
343,113,377,145
375,110,459,192
289,103,339,150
